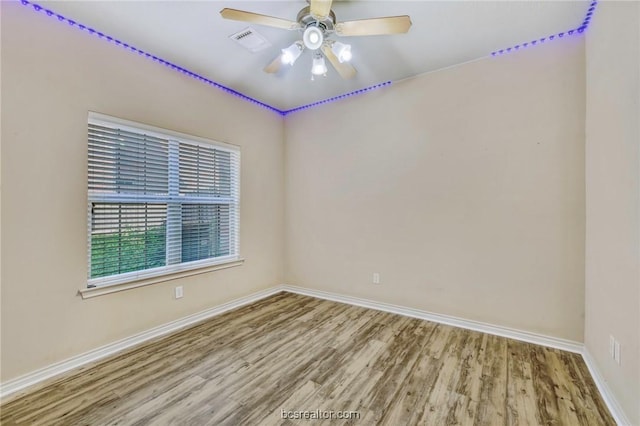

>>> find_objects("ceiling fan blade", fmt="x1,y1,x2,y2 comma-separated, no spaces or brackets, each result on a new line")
335,15,412,36
220,8,300,30
264,54,284,74
321,45,357,79
310,0,333,20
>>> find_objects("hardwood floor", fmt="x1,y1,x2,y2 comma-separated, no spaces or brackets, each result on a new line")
0,292,614,425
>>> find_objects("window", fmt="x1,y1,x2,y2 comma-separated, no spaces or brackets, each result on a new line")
87,113,240,288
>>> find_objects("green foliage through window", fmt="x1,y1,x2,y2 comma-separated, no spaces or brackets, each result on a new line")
88,116,239,284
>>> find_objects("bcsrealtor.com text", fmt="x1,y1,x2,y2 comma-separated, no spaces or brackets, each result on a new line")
281,409,361,420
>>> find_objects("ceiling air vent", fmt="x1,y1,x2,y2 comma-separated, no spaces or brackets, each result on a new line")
229,27,272,53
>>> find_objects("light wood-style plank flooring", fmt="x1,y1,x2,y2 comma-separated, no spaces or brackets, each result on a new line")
0,292,615,425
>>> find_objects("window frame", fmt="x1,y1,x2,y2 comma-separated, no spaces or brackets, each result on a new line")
86,112,241,290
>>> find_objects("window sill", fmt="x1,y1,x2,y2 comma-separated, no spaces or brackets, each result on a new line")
78,258,245,299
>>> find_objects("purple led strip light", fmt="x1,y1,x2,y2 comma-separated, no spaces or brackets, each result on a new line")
18,0,392,116
282,81,392,116
18,0,286,115
491,0,597,57
20,0,597,113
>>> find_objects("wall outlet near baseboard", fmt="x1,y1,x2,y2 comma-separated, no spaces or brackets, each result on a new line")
609,335,621,365
372,273,380,284
609,335,615,357
175,286,184,299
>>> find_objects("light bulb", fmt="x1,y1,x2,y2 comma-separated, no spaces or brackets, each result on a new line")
311,55,327,76
281,52,294,65
331,41,352,63
303,26,324,50
281,42,302,65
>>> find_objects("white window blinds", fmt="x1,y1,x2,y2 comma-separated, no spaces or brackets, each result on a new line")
87,114,240,287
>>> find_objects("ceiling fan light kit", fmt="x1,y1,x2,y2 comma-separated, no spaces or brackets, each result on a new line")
281,42,304,65
311,53,328,78
303,26,324,50
220,0,412,81
331,41,352,63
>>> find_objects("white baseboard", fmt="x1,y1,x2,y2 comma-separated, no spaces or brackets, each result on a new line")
283,285,633,425
1,283,631,426
282,285,583,353
582,349,633,426
0,286,285,401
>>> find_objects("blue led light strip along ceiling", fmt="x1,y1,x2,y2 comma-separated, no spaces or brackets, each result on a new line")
491,1,597,57
18,0,285,115
19,0,597,115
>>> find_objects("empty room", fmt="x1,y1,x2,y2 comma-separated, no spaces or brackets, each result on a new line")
1,0,638,424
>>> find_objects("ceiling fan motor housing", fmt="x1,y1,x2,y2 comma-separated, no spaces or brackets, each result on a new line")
297,6,336,32
298,6,336,50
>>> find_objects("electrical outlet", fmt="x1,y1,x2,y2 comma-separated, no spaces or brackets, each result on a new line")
175,286,184,299
609,335,615,358
614,340,621,365
372,273,380,284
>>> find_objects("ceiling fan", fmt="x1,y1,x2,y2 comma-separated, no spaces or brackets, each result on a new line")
220,0,412,80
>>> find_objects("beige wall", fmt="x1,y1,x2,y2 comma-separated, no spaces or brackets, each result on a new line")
585,2,640,424
5,3,637,420
0,2,284,381
285,37,586,341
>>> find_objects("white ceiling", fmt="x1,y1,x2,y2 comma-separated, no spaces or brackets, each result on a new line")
42,1,588,110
